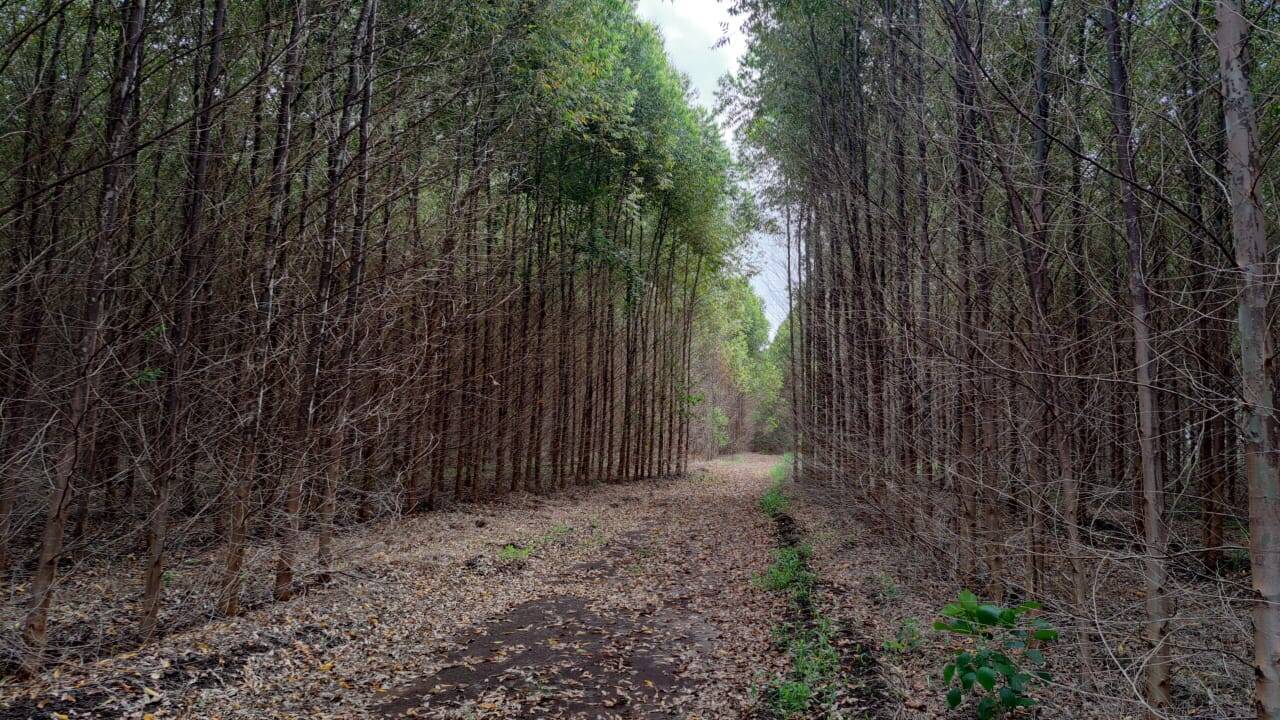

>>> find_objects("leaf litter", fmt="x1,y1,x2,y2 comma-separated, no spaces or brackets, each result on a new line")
3,455,788,719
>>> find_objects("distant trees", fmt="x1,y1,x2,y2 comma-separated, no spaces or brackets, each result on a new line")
688,274,785,457
731,0,1278,715
0,0,749,673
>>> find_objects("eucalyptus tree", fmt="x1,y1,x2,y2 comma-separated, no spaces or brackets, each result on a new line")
731,0,1279,714
0,0,752,673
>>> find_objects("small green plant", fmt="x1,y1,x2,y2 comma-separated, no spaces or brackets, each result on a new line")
542,523,573,544
757,545,814,599
760,484,789,517
769,456,792,484
876,572,900,600
791,617,840,681
766,616,842,717
882,617,921,653
131,367,165,385
497,544,532,564
935,591,1056,719
772,680,812,715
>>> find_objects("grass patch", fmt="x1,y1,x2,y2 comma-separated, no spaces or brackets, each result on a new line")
755,469,852,718
497,543,532,564
760,484,790,517
542,523,574,545
497,522,579,564
758,545,815,598
773,679,813,715
761,454,795,517
764,602,846,717
769,455,793,484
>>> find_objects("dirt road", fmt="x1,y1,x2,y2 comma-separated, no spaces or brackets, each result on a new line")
6,455,786,719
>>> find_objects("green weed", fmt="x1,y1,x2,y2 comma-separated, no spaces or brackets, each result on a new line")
876,573,901,600
757,545,815,598
766,614,844,717
761,456,794,517
497,544,532,563
882,617,922,653
760,484,790,517
542,523,573,544
772,680,812,715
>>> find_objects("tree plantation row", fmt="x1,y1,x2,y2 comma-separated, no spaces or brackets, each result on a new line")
0,0,789,676
728,0,1277,716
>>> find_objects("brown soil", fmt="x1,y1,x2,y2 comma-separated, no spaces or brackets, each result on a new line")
2,454,787,719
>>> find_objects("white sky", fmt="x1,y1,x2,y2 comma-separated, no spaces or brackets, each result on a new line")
634,0,791,336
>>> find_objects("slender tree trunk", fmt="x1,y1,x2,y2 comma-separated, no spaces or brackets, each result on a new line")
20,0,147,674
1103,0,1171,708
142,0,228,640
1215,1,1280,713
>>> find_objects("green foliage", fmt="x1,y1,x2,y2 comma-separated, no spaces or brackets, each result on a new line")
772,680,813,715
131,367,165,385
760,485,789,517
760,459,791,516
542,524,573,545
876,573,901,601
936,591,1056,719
752,319,796,452
691,272,783,455
710,406,731,451
882,617,922,653
757,545,814,601
498,544,532,564
755,474,848,718
765,616,844,717
768,455,792,484
766,609,844,716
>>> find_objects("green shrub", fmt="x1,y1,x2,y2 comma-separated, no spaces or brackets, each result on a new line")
935,591,1056,719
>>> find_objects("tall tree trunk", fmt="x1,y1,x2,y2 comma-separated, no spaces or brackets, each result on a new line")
20,0,147,674
142,0,228,640
1103,0,1171,709
221,0,308,617
318,0,378,576
1215,0,1280,713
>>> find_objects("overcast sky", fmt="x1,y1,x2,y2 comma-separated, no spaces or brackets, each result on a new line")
634,0,791,336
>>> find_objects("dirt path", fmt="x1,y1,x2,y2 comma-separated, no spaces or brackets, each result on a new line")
4,454,786,719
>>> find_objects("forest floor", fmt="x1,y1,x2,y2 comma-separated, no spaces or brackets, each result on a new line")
4,454,862,720
8,454,1238,719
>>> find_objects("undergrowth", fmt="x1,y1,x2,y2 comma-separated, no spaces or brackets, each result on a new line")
756,456,851,718
496,523,577,564
760,452,795,517
497,543,532,564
